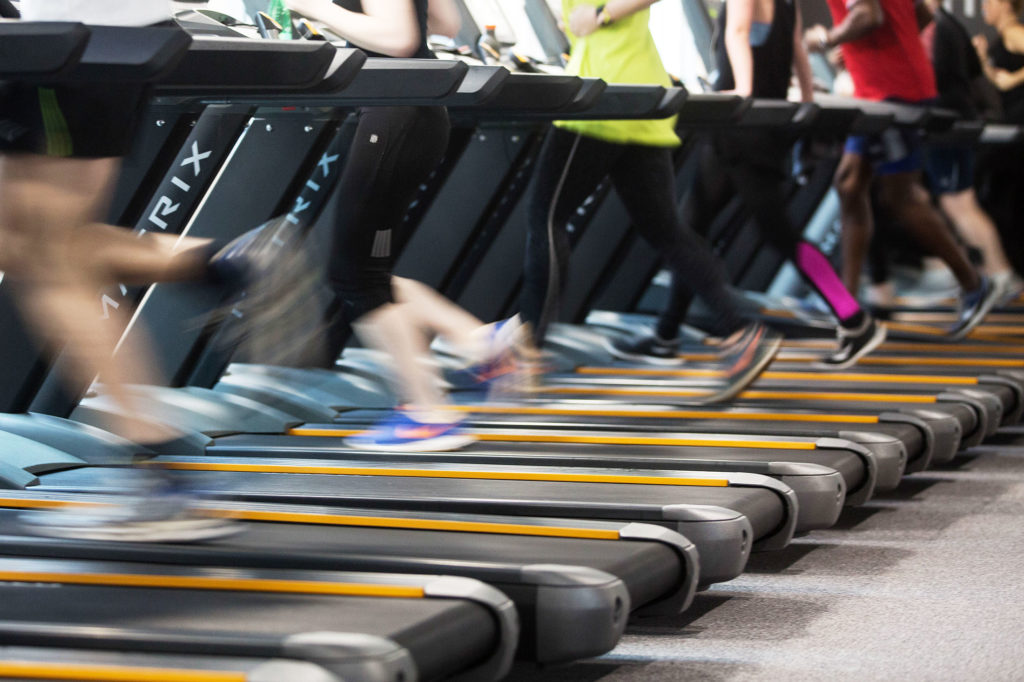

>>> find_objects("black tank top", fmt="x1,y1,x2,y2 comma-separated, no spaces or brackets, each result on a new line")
333,0,434,59
989,31,1024,121
712,0,794,98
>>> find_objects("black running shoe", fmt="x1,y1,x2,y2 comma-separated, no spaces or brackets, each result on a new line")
703,322,782,403
817,317,887,370
603,333,684,366
949,276,1000,340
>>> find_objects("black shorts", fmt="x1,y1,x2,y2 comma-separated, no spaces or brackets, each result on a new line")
924,144,976,195
0,80,149,158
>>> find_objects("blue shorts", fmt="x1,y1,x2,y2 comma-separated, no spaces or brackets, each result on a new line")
844,127,924,175
923,144,976,195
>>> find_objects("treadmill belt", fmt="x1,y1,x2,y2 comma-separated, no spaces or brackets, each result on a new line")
0,584,495,681
40,468,786,539
0,512,682,612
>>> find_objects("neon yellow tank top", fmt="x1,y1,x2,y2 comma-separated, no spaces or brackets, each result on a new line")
556,0,680,147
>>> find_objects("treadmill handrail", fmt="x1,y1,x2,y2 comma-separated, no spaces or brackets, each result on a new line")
0,22,90,78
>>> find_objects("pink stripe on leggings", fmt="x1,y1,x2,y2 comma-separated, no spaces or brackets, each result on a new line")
795,241,861,322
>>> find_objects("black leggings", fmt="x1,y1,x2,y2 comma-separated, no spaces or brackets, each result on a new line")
659,131,862,337
323,106,449,347
521,127,747,342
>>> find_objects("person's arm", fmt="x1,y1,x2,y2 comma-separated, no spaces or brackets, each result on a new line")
804,0,884,53
988,25,1024,90
285,0,421,57
568,0,659,38
723,0,756,96
914,0,933,31
427,0,460,39
792,4,815,101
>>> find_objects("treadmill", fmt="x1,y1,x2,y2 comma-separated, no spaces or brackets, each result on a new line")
0,24,703,665
0,555,517,682
0,23,516,682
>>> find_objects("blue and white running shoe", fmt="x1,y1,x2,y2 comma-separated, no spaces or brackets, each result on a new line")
345,409,475,452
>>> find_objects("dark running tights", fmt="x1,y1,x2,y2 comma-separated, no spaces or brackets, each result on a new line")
320,106,450,359
658,133,863,339
520,127,747,343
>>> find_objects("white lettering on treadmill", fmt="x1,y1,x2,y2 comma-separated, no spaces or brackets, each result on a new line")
318,152,339,178
306,179,321,191
100,295,120,320
182,142,212,176
148,197,180,230
293,196,312,215
369,135,379,144
171,177,191,192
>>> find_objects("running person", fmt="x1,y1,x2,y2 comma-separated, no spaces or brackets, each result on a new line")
921,0,1019,294
0,0,278,541
611,0,886,368
521,0,782,400
284,0,508,449
805,0,999,339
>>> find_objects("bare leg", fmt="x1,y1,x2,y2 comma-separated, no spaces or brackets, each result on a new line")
352,301,447,414
939,189,1013,277
391,276,490,359
834,152,875,293
876,173,981,291
0,154,197,443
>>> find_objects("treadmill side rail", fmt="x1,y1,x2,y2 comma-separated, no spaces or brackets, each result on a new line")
618,523,699,615
421,576,518,681
282,633,416,682
660,505,753,586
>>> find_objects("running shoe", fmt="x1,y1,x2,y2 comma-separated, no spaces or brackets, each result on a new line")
21,478,241,543
949,276,1000,340
703,322,782,403
817,316,887,370
452,318,530,397
603,333,684,366
345,409,475,452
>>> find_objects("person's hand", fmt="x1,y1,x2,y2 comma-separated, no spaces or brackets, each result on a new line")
804,24,830,53
568,4,601,37
993,68,1018,90
972,34,989,57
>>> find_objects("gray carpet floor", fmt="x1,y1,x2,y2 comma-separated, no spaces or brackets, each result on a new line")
508,430,1024,681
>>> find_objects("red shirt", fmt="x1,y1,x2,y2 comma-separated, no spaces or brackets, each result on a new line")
826,0,937,102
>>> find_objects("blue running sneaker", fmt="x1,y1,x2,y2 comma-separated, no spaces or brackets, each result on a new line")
345,409,475,452
450,318,529,398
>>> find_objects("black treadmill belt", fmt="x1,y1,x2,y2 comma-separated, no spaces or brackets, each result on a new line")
41,469,785,539
0,513,681,611
0,585,495,680
214,435,865,491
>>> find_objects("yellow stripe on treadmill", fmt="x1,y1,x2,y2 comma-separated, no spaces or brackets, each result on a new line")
218,509,621,539
0,570,424,598
161,462,731,486
545,387,938,402
0,498,621,540
0,661,245,682
288,427,815,449
575,367,977,384
441,404,879,423
781,355,1024,368
0,497,99,510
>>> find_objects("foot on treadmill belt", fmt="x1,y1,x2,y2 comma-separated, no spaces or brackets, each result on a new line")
603,332,684,366
345,409,475,452
703,322,782,403
20,477,242,543
817,316,887,370
949,276,1000,340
